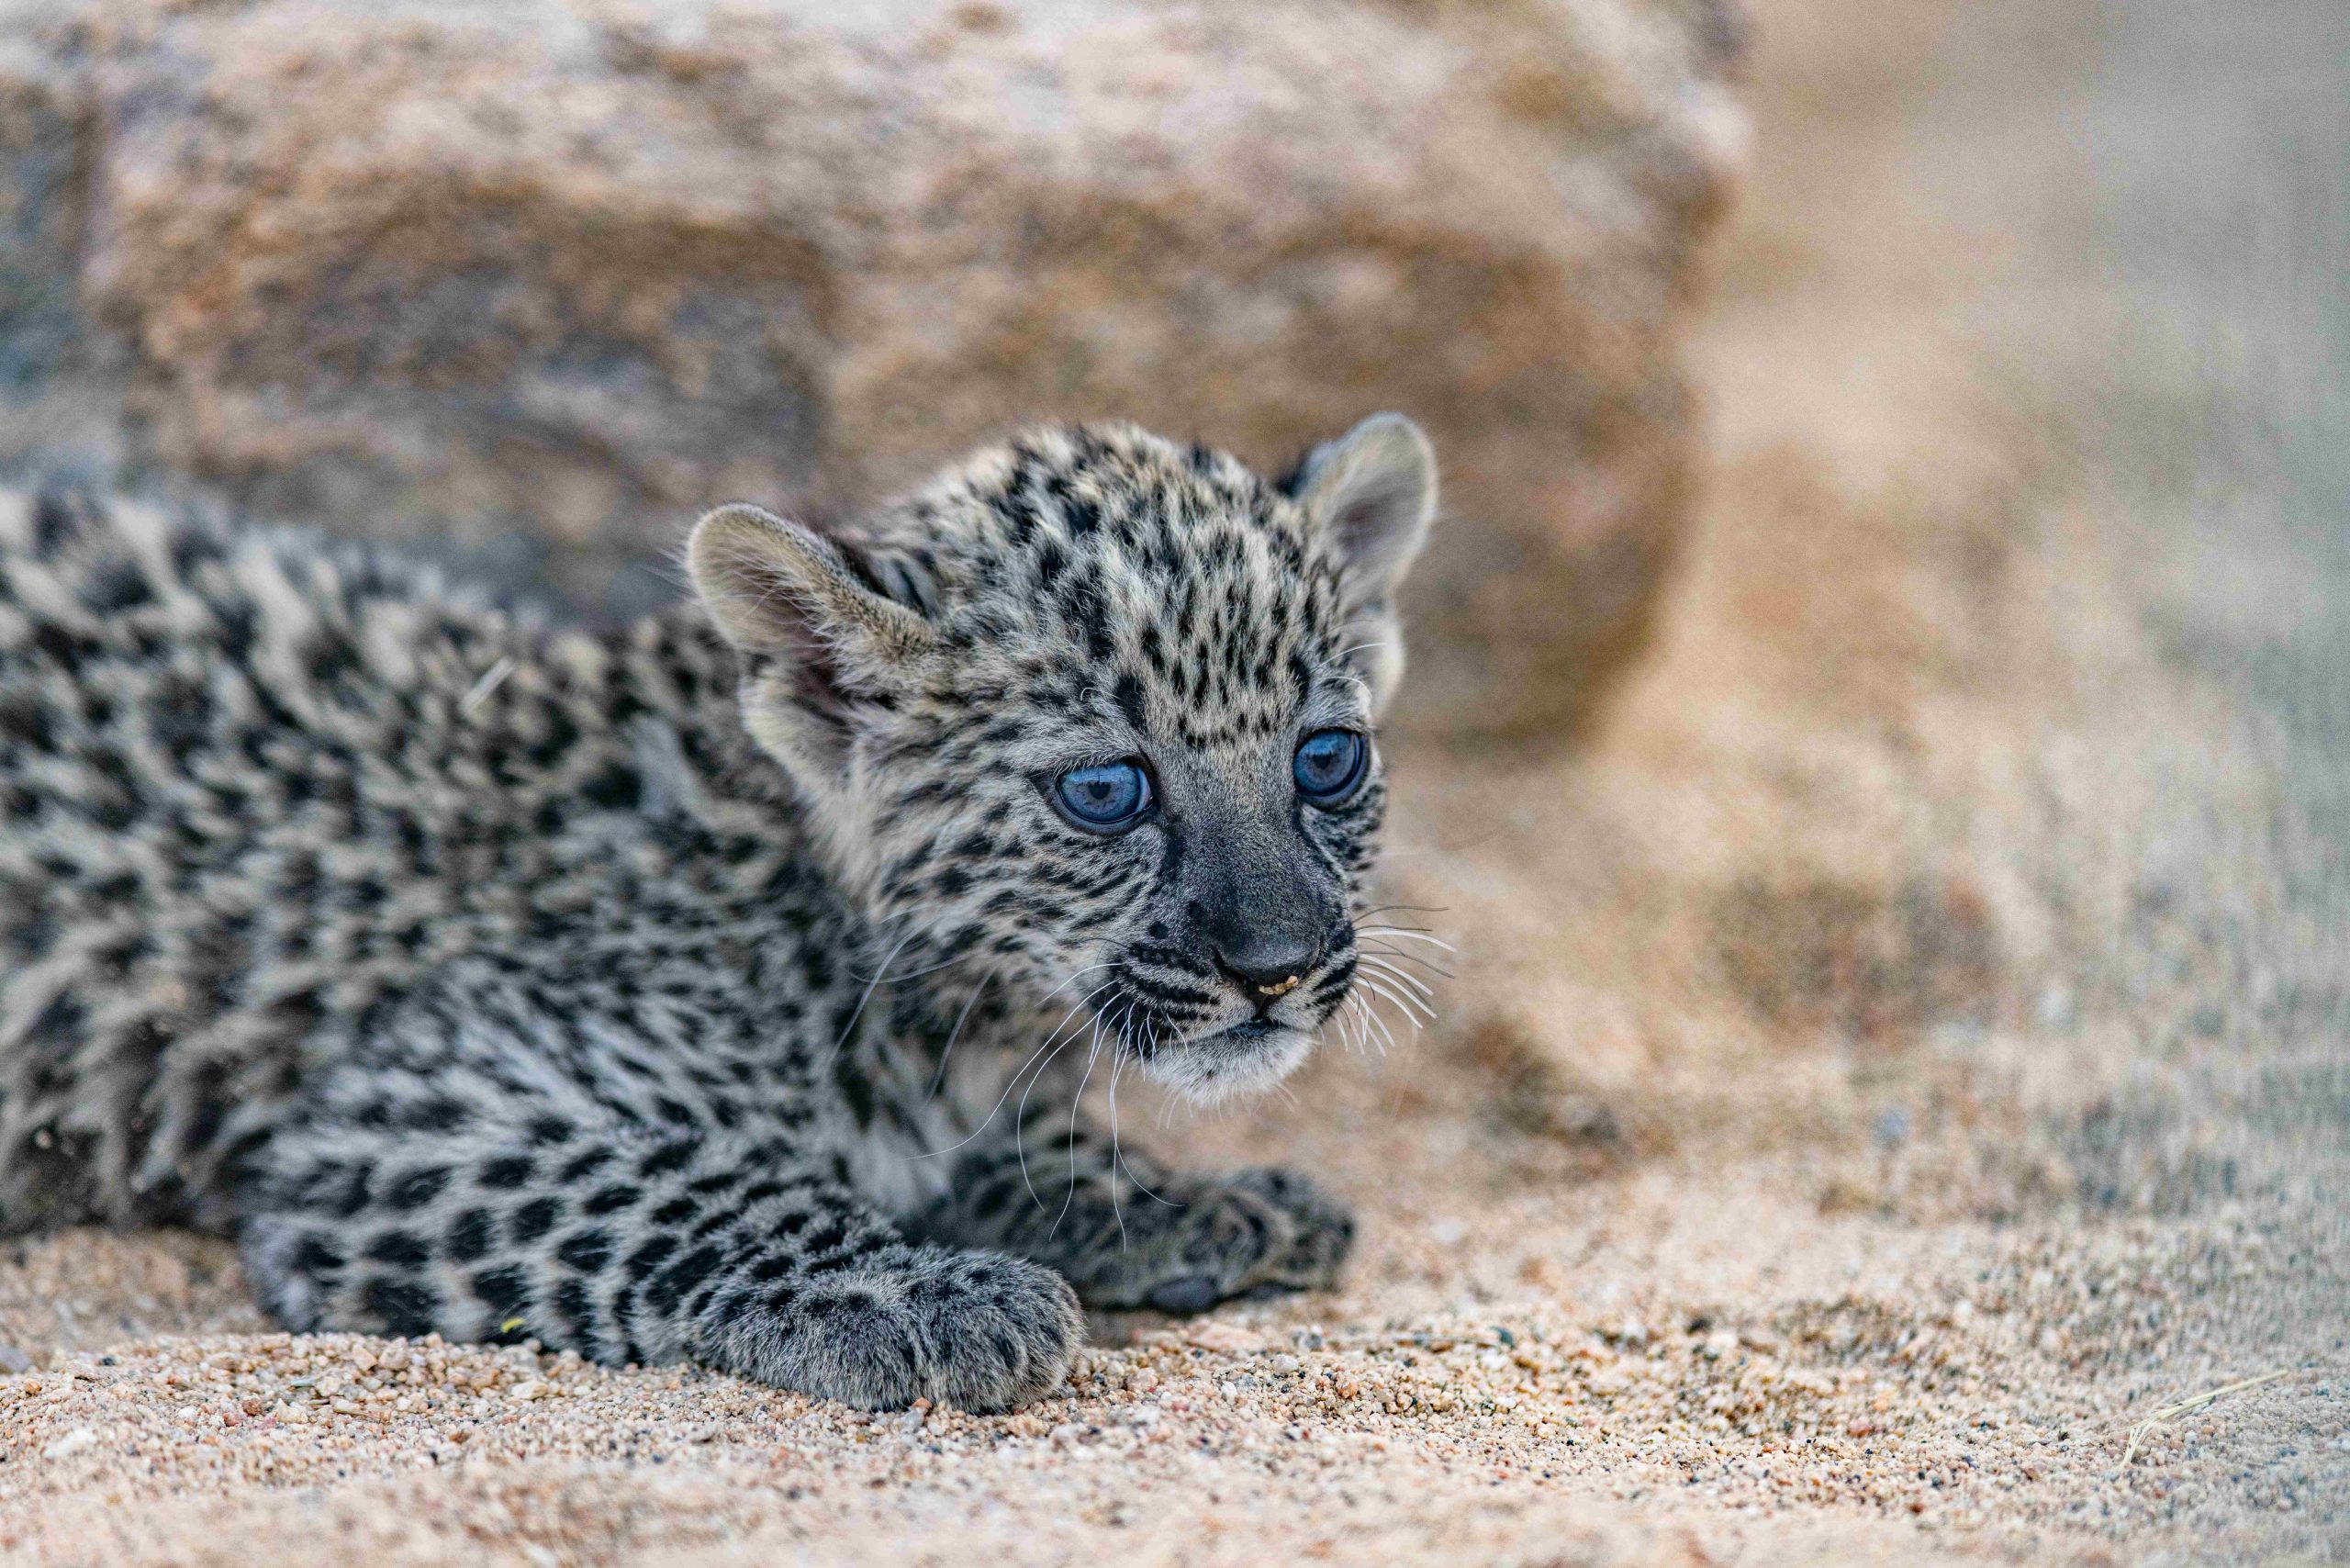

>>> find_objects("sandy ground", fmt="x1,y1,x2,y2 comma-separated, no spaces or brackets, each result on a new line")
3,1,2345,1563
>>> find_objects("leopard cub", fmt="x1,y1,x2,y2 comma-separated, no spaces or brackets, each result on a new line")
0,415,1438,1409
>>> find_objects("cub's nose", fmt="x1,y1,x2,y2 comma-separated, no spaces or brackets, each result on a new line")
1212,930,1324,1005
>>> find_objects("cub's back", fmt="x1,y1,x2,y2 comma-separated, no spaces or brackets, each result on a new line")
0,485,747,1229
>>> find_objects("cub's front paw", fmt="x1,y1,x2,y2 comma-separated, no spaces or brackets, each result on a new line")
906,1249,1085,1411
710,1247,1080,1412
1071,1165,1355,1315
1225,1166,1356,1293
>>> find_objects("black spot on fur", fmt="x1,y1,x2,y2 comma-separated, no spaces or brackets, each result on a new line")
365,1230,431,1268
480,1155,535,1188
470,1265,532,1325
446,1209,494,1262
583,1183,642,1216
511,1197,564,1242
364,1277,442,1338
290,1236,345,1277
386,1167,451,1210
556,1228,613,1272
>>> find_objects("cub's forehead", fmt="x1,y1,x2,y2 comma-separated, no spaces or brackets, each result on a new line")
886,425,1360,746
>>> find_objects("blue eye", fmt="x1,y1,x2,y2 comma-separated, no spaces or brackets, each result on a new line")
1293,729,1368,804
1053,760,1153,831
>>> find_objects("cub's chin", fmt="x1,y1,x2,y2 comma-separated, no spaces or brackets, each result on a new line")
1143,1018,1317,1105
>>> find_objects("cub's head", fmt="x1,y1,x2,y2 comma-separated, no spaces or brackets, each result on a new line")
688,417,1435,1099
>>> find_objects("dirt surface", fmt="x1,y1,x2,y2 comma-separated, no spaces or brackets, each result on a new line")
2,2,2344,1564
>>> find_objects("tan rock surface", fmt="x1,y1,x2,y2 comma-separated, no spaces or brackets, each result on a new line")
0,0,1745,740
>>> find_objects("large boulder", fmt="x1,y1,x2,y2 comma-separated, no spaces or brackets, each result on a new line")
0,0,1743,742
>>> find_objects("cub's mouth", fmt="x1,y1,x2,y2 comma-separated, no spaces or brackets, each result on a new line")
1102,923,1430,1103
1139,1016,1319,1103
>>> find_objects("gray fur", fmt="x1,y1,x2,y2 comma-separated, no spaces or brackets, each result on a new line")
0,418,1436,1409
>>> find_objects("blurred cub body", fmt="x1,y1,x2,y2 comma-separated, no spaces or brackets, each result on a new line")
0,418,1436,1408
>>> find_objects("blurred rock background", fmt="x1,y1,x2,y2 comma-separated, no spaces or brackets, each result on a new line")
0,0,1744,742
1360,0,2348,1238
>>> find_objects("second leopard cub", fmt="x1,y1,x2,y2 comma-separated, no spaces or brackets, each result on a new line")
0,416,1439,1409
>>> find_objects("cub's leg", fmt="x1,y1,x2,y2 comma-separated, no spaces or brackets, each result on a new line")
914,1121,1355,1316
241,1113,1078,1410
234,960,1080,1412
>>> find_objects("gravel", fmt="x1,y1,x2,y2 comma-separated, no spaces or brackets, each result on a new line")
3,1148,2340,1565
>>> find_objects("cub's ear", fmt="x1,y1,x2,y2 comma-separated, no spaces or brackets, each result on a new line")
688,502,934,665
686,503,935,788
1286,414,1438,712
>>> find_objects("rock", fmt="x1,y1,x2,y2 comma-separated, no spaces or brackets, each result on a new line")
1,0,1743,741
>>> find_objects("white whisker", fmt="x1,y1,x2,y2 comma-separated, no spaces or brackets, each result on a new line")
924,969,993,1103
1360,944,1454,980
822,919,923,1070
1355,925,1458,954
1355,968,1435,1025
1034,961,1116,1008
909,979,1116,1160
1358,954,1435,1001
1013,1017,1093,1205
1046,1012,1112,1223
1105,1042,1132,1250
1113,1013,1181,1209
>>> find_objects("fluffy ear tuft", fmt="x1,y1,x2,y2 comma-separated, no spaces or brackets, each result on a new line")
687,503,935,803
1288,414,1438,712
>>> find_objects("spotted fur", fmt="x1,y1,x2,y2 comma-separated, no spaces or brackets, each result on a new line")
0,418,1438,1409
